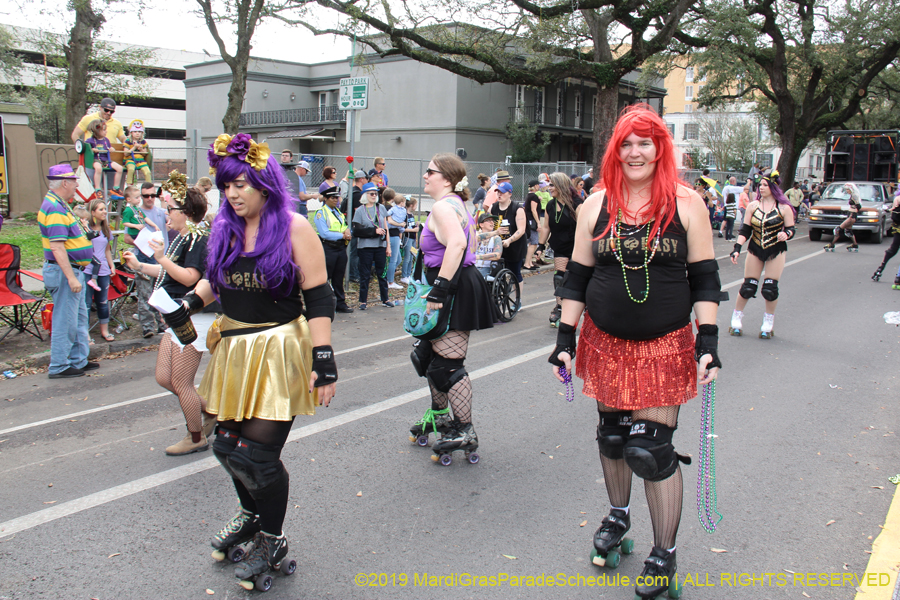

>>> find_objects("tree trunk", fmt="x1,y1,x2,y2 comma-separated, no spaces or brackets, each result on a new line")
221,58,248,134
775,131,806,191
592,85,618,174
63,0,104,134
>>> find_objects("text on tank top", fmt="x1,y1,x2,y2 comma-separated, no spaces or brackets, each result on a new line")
218,255,304,324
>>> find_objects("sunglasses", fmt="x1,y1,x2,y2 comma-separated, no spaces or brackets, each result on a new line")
167,206,184,213
141,193,157,199
102,108,115,114
425,168,441,176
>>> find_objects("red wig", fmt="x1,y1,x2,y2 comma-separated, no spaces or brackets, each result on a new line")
597,104,682,246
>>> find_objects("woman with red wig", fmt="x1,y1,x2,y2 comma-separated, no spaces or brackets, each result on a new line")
548,105,723,599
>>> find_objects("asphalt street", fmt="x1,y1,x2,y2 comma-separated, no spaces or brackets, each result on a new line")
1,223,899,600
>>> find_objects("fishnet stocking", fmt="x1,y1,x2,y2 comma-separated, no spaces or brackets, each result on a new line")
431,330,472,423
597,402,632,508
635,405,682,549
156,335,205,432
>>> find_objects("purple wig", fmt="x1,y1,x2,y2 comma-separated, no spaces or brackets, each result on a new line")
208,153,298,298
756,175,790,206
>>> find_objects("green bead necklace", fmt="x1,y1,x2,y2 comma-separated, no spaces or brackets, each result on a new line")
611,209,661,304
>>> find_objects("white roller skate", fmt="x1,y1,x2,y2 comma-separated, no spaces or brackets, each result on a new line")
760,313,775,339
728,310,743,336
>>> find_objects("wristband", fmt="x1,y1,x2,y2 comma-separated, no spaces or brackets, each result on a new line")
730,243,741,258
548,322,577,367
537,243,546,253
311,345,338,387
695,324,722,369
183,291,205,316
425,277,451,304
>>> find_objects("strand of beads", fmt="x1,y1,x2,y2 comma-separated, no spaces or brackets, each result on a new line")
697,380,723,533
559,366,574,402
611,210,661,303
153,233,188,291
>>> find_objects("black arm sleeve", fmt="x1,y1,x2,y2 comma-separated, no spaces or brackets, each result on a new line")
556,261,593,303
302,282,336,321
739,223,753,239
687,259,729,304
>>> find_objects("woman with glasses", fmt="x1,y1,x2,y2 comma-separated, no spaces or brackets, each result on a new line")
408,154,493,464
537,172,583,327
352,181,395,309
122,172,216,456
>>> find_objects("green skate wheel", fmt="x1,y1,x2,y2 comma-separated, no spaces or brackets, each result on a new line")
620,537,634,555
606,550,620,568
668,575,683,599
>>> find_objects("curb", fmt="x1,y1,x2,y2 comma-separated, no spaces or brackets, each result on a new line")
2,334,162,370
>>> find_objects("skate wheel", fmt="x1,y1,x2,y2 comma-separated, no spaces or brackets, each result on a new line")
280,559,297,575
440,454,452,466
605,550,621,568
590,548,606,567
416,435,429,447
620,537,634,555
467,452,479,464
212,550,226,562
238,580,254,591
668,575,683,599
255,574,273,591
728,327,741,336
226,545,245,563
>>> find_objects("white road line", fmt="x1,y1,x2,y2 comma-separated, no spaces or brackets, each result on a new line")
0,344,554,539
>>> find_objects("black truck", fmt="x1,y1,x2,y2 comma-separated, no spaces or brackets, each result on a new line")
824,129,900,183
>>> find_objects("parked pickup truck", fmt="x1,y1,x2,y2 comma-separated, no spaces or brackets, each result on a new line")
808,182,890,243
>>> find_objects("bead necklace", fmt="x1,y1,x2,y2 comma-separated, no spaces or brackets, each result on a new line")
153,233,188,291
697,380,723,533
559,366,574,402
611,209,661,303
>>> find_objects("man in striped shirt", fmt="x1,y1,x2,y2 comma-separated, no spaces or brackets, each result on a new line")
38,164,100,379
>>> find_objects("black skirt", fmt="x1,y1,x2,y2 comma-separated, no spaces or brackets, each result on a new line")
426,265,495,332
747,240,787,262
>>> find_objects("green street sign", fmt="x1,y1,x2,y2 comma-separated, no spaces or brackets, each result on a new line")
339,76,369,110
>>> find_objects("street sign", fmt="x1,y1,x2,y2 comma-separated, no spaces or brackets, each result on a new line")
0,116,7,195
339,77,369,110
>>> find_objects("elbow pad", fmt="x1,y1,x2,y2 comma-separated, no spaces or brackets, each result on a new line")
556,261,593,303
739,223,752,239
302,282,336,321
687,260,729,304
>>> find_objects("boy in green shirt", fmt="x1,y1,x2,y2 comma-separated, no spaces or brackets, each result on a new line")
120,186,159,245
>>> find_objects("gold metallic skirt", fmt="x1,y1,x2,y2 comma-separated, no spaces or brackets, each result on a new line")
198,315,314,421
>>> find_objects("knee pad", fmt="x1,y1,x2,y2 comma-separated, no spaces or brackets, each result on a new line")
426,356,466,393
623,420,690,482
410,340,433,378
553,271,565,294
212,427,240,478
596,412,633,459
739,277,759,299
761,278,778,301
227,438,289,498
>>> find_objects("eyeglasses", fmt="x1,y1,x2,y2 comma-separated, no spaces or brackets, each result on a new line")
425,168,441,176
102,108,115,114
141,193,157,199
167,207,184,213
366,191,378,196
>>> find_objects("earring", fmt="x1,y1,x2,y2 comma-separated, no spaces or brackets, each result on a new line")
262,190,269,196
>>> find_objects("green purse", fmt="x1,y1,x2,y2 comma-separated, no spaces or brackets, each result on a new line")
403,244,466,341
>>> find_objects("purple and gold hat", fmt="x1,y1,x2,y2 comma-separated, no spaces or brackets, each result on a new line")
47,164,77,180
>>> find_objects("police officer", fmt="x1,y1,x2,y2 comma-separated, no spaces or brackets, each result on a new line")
314,186,353,313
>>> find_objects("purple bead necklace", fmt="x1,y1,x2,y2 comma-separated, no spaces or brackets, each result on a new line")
697,380,723,533
559,366,574,402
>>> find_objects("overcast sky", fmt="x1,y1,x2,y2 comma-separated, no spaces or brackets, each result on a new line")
1,1,352,65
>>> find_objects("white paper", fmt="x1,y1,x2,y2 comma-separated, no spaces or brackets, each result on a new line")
148,287,183,315
134,228,164,259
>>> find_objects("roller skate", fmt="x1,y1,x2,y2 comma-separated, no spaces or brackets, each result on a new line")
590,508,634,569
893,275,900,290
234,531,296,592
824,243,835,252
549,303,561,328
759,313,775,339
728,310,743,336
873,266,884,281
634,546,681,599
409,407,452,447
432,421,479,466
848,243,859,252
211,508,261,563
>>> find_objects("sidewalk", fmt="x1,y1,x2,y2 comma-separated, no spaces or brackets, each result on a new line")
20,267,43,293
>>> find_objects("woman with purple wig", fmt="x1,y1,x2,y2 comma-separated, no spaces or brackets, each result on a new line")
728,170,796,339
183,133,338,591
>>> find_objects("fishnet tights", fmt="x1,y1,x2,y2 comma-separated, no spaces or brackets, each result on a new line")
430,330,473,423
156,334,205,433
597,402,682,549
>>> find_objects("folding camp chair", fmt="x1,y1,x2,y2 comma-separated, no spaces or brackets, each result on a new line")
0,243,45,342
88,268,136,333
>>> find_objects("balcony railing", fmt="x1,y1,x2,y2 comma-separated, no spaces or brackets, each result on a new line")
239,105,347,127
509,105,593,131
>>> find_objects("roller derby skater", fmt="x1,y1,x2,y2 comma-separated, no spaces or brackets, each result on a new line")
537,172,585,329
549,105,722,598
729,170,795,340
188,134,337,593
873,191,900,281
410,153,494,465
825,183,861,251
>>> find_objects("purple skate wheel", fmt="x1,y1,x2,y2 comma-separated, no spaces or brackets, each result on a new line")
416,435,429,447
227,546,244,563
467,452,479,464
281,559,297,575
440,454,452,466
255,574,273,591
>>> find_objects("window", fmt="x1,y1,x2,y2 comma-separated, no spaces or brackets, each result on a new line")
685,86,693,101
684,123,699,140
757,153,774,168
701,71,707,82
534,87,544,124
686,67,694,83
685,104,693,113
816,156,824,169
667,123,675,137
575,92,582,129
515,85,526,120
556,86,564,126
319,92,328,120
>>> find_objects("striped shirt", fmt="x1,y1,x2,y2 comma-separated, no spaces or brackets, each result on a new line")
38,190,93,267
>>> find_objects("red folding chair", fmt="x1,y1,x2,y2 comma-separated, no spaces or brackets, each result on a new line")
107,268,136,332
0,243,45,342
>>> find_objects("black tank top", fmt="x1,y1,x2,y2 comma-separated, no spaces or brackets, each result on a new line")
586,205,691,340
218,255,304,324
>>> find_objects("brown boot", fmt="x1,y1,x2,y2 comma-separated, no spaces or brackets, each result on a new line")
165,432,209,456
201,413,217,439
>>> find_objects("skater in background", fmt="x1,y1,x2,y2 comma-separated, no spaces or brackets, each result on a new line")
825,182,861,251
123,174,216,456
186,134,337,588
873,190,900,285
549,104,722,599
728,170,795,338
537,172,583,328
408,153,494,460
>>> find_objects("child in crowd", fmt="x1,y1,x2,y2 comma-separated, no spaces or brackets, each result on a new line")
384,188,406,289
399,196,419,284
475,213,502,278
84,199,117,341
72,204,103,292
121,185,160,246
124,120,152,184
85,119,124,200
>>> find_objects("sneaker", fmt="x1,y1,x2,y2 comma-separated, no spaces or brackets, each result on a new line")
388,282,402,290
382,301,395,308
336,305,354,314
359,303,367,311
165,433,209,456
718,231,724,238
49,367,84,379
142,330,155,339
399,277,411,284
82,361,100,371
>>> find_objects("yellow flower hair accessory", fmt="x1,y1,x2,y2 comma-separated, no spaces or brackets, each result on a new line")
207,133,271,174
162,170,189,205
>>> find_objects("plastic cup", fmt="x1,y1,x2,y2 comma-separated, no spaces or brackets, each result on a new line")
162,303,197,345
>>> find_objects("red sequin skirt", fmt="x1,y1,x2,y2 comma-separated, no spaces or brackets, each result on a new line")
576,316,697,410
